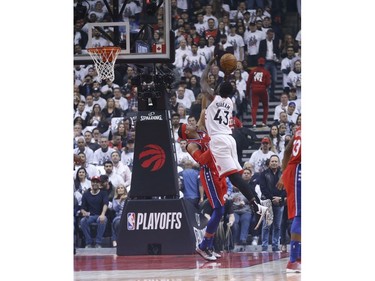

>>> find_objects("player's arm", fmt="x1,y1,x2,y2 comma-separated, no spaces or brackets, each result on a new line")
196,95,207,131
186,142,211,166
281,136,294,171
200,56,216,101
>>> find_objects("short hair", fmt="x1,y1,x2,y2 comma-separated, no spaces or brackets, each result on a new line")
103,160,113,166
218,81,233,98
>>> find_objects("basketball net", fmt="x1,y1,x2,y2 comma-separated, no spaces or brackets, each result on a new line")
87,46,121,82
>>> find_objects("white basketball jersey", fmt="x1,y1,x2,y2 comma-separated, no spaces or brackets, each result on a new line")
205,95,233,136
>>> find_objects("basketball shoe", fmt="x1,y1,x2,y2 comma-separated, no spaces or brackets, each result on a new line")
254,203,270,230
196,247,217,261
286,261,301,273
210,248,222,258
261,199,274,226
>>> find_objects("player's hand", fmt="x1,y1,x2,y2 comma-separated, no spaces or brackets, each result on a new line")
208,55,216,66
276,178,284,190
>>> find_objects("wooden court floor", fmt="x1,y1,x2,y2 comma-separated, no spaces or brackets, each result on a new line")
74,248,301,281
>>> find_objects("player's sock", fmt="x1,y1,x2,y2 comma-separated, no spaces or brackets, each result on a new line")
290,216,301,263
289,240,299,263
199,235,214,250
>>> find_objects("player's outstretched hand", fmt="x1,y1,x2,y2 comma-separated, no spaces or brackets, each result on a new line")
276,178,284,190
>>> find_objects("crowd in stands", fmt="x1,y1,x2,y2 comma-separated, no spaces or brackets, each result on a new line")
73,0,301,252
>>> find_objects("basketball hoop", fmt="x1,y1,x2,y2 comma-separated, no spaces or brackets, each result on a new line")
87,46,121,82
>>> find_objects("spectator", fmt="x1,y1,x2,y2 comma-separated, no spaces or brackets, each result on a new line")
80,176,109,248
245,136,276,174
183,43,207,77
227,25,245,62
92,88,107,109
111,185,128,247
259,155,286,252
187,75,201,98
74,136,95,164
194,12,206,37
74,152,100,180
73,167,92,207
102,160,126,191
176,86,193,110
88,104,104,127
286,102,299,124
273,92,289,122
108,132,123,152
176,139,198,167
203,5,219,29
280,45,296,92
179,160,203,210
288,88,301,113
286,60,301,99
230,168,256,246
280,34,299,59
116,119,132,147
121,139,135,171
236,60,249,84
169,91,180,113
111,150,132,191
173,39,192,77
259,29,280,101
98,175,115,207
79,74,94,98
84,94,95,114
113,87,129,113
93,136,115,166
213,34,234,68
101,98,123,122
189,93,204,122
74,100,90,127
202,18,219,41
100,79,118,100
171,112,181,142
177,104,189,124
207,36,216,55
91,27,113,47
269,125,285,161
246,57,271,128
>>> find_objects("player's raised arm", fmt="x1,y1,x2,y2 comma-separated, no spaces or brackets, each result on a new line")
200,56,216,101
197,95,207,131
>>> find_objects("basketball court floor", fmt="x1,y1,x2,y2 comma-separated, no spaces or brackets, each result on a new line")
74,248,301,281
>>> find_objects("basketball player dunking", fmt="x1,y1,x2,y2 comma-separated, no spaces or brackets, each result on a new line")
200,56,270,229
178,103,229,261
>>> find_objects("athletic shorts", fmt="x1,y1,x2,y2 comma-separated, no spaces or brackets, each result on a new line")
209,134,243,178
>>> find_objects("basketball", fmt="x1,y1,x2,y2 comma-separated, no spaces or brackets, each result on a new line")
74,154,83,165
220,53,237,74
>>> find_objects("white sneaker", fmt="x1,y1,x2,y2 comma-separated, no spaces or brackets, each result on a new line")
196,247,217,261
211,249,222,258
261,199,273,226
251,236,259,246
254,204,268,230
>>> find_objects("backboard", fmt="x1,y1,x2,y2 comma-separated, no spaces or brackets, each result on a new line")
74,0,174,65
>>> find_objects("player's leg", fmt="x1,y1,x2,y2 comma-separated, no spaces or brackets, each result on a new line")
287,164,301,273
260,90,269,126
251,90,260,127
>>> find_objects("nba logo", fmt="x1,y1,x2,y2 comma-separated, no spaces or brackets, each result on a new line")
127,212,136,230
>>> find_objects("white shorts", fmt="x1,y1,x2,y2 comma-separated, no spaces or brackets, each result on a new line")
209,134,242,177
